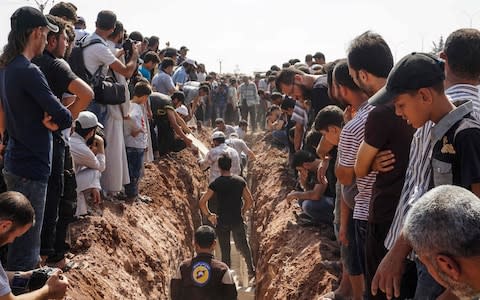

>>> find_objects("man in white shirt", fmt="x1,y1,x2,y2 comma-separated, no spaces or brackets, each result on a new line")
226,132,255,176
199,132,241,184
70,112,106,217
82,10,139,124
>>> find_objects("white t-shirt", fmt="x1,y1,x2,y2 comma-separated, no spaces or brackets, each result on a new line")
124,103,148,149
82,33,116,77
175,104,189,117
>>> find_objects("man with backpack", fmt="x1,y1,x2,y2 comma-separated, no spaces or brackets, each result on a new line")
69,10,139,124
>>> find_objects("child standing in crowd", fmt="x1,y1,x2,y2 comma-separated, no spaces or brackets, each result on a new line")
123,82,152,202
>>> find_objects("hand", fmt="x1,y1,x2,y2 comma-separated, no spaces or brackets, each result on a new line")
207,214,217,226
343,106,354,123
42,113,59,131
45,269,69,299
286,191,297,201
165,41,170,47
317,158,330,184
372,150,395,173
338,224,348,246
91,188,102,205
371,249,406,299
123,114,130,120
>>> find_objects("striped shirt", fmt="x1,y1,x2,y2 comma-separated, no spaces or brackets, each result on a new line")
384,84,480,250
338,101,377,221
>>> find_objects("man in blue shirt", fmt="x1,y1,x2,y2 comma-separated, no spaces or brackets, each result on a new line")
172,58,197,89
0,6,72,271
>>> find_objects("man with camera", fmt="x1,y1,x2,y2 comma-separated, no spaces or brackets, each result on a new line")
82,10,139,124
0,191,69,299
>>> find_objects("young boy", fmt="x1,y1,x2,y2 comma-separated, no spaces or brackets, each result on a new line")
124,82,152,202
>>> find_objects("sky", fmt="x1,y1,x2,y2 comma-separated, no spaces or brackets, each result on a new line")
1,0,480,74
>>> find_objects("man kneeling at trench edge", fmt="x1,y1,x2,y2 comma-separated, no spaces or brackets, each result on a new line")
170,225,237,300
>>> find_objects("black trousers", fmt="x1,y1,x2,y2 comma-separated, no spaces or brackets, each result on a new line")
365,222,417,300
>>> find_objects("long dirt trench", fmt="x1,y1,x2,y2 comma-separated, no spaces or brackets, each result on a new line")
64,133,340,299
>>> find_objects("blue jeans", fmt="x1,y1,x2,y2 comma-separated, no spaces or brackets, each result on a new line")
87,101,107,125
299,196,334,224
272,130,289,148
414,258,444,299
124,147,145,198
215,102,227,121
3,169,48,271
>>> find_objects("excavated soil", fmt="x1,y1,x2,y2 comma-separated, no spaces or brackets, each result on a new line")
63,130,340,299
65,151,207,299
249,134,341,300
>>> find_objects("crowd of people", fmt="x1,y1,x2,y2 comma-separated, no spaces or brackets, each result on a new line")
0,1,479,300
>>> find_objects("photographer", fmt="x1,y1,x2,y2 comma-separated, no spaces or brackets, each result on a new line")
0,191,69,299
69,112,106,217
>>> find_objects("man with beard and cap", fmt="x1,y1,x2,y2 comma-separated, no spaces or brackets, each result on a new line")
403,185,480,300
0,6,72,271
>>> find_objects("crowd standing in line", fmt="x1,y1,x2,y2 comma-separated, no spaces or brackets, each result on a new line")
0,2,479,299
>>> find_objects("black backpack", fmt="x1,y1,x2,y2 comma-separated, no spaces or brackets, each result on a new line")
67,37,103,83
68,36,127,105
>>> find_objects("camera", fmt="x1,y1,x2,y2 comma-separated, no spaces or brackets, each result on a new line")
28,267,56,291
122,38,134,61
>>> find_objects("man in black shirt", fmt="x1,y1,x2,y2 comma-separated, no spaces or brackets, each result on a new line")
199,154,255,279
149,92,192,156
32,15,94,269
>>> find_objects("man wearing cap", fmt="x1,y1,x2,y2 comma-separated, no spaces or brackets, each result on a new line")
372,29,480,300
74,16,88,43
172,59,197,89
0,6,73,271
70,111,105,217
177,46,189,66
199,132,241,184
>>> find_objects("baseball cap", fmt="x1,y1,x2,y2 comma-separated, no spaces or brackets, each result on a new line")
183,58,197,68
164,47,178,57
369,52,445,106
76,111,104,129
211,131,225,140
11,6,59,33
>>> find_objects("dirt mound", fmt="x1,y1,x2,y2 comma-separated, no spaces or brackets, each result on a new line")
65,151,207,299
249,135,341,300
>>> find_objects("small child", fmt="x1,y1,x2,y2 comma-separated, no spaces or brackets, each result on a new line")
124,82,152,202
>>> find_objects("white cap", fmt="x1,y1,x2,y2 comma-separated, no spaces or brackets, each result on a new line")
76,111,103,129
211,131,225,140
183,58,197,68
